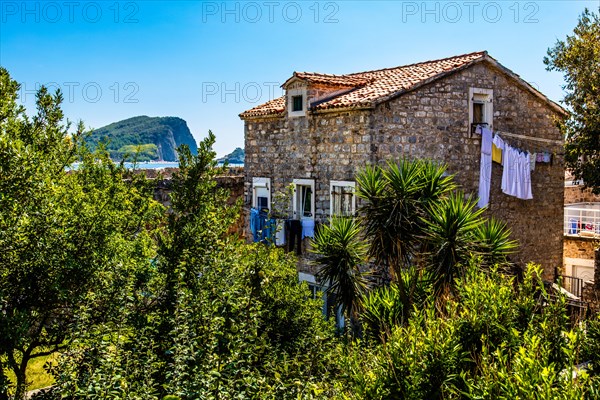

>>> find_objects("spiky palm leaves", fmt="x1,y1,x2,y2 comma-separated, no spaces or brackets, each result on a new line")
423,193,519,293
361,267,434,341
312,159,519,335
311,217,370,317
356,159,456,279
423,192,485,293
475,217,518,270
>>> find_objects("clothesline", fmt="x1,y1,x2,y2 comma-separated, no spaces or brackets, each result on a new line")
495,130,563,146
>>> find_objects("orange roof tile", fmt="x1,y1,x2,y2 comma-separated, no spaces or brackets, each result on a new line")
240,51,565,118
318,51,486,110
283,72,372,88
240,96,286,118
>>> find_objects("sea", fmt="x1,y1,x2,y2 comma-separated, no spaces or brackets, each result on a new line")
122,162,243,169
69,161,243,170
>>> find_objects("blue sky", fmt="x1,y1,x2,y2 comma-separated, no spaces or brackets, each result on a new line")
1,1,598,156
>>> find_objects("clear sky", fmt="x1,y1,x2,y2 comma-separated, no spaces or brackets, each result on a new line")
1,0,598,156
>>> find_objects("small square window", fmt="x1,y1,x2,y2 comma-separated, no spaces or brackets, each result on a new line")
330,181,356,217
252,177,270,211
469,88,493,130
292,95,303,112
293,179,315,220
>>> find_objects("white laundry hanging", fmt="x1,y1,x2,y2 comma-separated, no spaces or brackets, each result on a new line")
476,126,493,208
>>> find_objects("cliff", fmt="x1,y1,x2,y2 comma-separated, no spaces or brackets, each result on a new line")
86,116,198,162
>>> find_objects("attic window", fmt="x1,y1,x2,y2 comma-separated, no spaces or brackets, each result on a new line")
469,88,493,132
292,95,303,112
287,87,307,117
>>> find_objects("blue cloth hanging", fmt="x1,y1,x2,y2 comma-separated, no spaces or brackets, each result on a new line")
250,208,261,242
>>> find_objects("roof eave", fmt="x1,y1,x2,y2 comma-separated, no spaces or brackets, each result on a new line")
281,73,303,89
310,104,374,114
239,111,285,120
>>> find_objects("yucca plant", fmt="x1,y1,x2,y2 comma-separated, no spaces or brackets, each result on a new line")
356,159,455,280
362,266,434,342
423,191,485,294
474,217,518,271
311,217,370,318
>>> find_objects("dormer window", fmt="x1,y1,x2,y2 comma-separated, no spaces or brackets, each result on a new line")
287,87,307,117
469,87,493,132
292,95,303,112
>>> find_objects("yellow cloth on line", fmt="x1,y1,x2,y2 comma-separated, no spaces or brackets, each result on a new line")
492,143,502,164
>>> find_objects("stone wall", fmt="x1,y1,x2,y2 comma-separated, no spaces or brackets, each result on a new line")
243,61,564,279
565,185,600,204
217,175,246,237
582,248,600,312
150,173,245,237
564,237,597,260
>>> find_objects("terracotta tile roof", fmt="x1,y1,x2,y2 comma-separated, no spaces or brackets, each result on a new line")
318,51,486,110
240,96,286,118
240,51,565,118
283,72,372,88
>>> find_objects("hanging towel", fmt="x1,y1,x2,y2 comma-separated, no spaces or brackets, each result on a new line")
301,219,315,239
502,146,533,200
502,144,517,197
477,126,493,208
492,143,503,164
536,152,544,163
275,219,286,246
521,152,533,200
542,151,551,163
287,220,303,255
529,152,536,171
492,134,505,165
250,208,260,242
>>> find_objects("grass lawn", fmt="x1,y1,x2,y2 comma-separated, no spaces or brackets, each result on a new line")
4,352,57,394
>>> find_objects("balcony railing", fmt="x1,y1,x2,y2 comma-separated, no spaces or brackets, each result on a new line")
564,203,600,238
557,274,584,298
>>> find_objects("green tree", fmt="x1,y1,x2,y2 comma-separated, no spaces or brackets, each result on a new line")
50,132,340,399
342,263,600,399
423,192,486,293
353,160,514,291
545,7,600,193
355,159,456,280
312,217,370,319
0,67,162,399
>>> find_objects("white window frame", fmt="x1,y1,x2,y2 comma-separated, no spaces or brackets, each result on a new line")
287,87,307,118
469,87,494,130
252,177,271,211
292,178,315,220
330,180,356,217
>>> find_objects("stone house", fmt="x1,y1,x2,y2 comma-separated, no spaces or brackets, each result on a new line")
240,51,567,281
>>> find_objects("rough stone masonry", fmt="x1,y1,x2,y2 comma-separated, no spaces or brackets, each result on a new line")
241,52,566,280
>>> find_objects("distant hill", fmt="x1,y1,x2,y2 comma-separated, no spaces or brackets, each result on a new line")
217,147,244,164
86,116,198,162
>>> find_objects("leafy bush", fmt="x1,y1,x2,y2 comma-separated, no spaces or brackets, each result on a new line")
361,267,433,342
341,263,600,399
